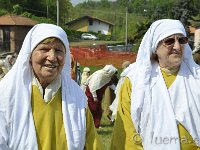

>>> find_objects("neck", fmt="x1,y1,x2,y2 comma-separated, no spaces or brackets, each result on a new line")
160,66,180,75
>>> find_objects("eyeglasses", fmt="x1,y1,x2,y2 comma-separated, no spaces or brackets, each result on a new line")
162,36,188,47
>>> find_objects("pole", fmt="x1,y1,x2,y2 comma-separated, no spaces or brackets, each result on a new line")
125,7,128,47
46,0,48,18
57,0,59,26
115,11,116,40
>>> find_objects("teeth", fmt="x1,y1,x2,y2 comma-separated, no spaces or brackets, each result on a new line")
44,64,57,68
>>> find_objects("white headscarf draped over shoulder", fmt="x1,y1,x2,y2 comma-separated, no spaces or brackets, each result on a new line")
127,19,200,150
87,64,117,93
0,24,87,150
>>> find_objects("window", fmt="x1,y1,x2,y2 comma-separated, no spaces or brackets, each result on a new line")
0,28,10,52
0,29,3,51
4,29,10,51
89,19,93,25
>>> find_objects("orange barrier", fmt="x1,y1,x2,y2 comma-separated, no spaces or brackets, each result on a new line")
70,45,137,68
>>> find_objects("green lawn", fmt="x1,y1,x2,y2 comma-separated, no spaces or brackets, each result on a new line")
98,99,114,150
69,40,124,47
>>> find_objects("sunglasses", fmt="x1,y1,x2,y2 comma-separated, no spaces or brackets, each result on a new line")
162,36,188,47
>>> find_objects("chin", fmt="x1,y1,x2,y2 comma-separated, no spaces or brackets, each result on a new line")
170,56,183,66
171,60,182,68
43,74,57,80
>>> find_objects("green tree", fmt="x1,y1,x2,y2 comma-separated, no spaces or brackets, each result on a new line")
12,4,23,15
171,0,197,27
0,9,9,16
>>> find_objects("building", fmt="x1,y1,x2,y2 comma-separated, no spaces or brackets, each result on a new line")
188,26,200,48
66,15,114,35
0,15,37,54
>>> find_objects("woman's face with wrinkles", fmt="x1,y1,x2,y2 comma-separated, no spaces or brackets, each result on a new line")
156,34,187,69
30,38,66,88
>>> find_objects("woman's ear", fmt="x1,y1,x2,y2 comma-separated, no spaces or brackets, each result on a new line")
151,53,158,62
29,56,32,65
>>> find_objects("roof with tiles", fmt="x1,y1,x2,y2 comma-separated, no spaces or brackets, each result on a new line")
66,15,114,26
0,15,37,26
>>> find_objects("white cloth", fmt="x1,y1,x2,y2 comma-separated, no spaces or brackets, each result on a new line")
127,19,200,150
109,64,134,121
86,64,117,93
32,75,61,103
81,67,90,86
0,24,87,150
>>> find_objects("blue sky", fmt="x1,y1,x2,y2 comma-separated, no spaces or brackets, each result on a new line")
70,0,87,6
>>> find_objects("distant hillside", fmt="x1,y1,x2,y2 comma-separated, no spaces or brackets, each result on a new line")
70,4,147,42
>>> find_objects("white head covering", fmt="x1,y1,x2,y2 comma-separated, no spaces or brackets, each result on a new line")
86,64,117,93
127,19,200,149
83,67,90,73
81,67,90,85
0,24,87,150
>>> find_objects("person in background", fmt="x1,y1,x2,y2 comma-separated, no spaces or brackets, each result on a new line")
70,53,77,81
0,62,5,80
81,67,91,88
12,51,19,64
104,72,118,123
70,54,81,85
0,23,102,150
1,54,14,74
76,62,82,85
110,19,200,150
84,65,117,128
193,52,200,65
192,43,200,65
109,60,131,122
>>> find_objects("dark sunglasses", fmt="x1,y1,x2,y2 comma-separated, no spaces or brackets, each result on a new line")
162,36,188,46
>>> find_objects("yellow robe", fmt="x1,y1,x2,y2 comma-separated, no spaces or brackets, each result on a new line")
32,85,102,150
110,70,200,150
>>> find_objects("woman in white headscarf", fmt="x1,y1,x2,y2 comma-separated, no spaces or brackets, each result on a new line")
0,23,102,150
110,19,200,150
1,54,13,74
85,65,117,128
81,67,91,85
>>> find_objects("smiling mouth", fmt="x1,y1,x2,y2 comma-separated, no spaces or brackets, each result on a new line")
44,64,58,68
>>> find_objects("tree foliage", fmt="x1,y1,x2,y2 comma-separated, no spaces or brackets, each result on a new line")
0,0,73,26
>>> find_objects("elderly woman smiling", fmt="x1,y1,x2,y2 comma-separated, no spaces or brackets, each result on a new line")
0,24,101,150
30,38,66,90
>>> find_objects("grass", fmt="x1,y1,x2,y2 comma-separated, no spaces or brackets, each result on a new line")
97,99,114,150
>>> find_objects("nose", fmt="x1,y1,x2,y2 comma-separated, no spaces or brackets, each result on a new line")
173,40,181,50
47,49,57,61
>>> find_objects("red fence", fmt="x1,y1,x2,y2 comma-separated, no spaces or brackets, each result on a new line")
70,45,137,68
